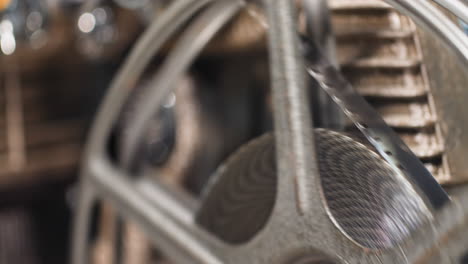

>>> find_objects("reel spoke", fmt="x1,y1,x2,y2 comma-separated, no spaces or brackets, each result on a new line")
84,0,215,159
71,0,468,263
84,157,227,264
121,0,245,170
73,0,245,263
263,0,324,217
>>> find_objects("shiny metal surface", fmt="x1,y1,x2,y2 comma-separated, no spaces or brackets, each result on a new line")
303,37,449,209
432,0,468,23
303,0,345,129
197,129,430,249
317,130,429,249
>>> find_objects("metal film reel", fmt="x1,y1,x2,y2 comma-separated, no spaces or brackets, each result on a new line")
71,0,468,263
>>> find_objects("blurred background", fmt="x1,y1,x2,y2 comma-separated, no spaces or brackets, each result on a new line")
0,0,144,263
